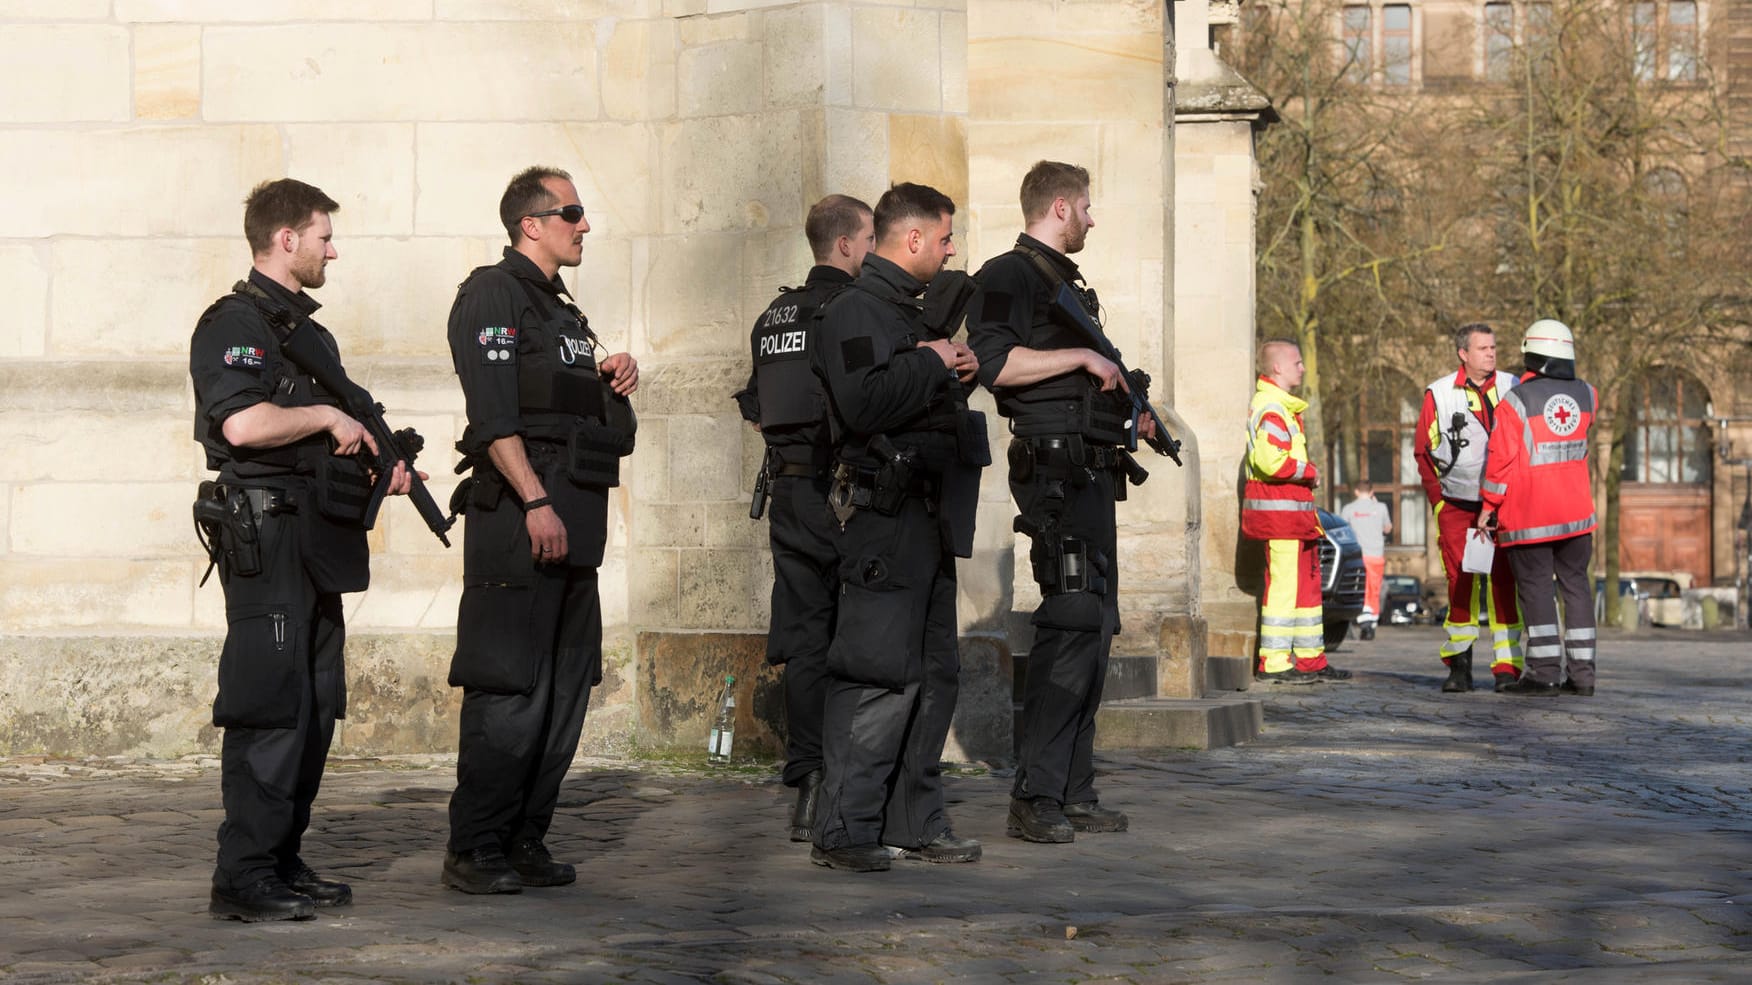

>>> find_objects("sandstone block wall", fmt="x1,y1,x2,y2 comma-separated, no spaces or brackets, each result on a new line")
0,0,1201,758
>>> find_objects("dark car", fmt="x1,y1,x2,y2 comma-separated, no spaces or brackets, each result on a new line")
1383,574,1445,626
1317,508,1368,649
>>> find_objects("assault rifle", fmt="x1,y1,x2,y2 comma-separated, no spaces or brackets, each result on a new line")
1046,283,1184,466
278,320,456,547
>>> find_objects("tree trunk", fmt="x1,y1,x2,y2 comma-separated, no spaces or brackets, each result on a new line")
1600,389,1629,628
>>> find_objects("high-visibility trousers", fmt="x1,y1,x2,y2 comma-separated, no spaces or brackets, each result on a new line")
1257,537,1327,674
1360,555,1385,624
1435,501,1524,675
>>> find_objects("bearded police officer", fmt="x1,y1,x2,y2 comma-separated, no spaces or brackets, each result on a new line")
190,178,415,921
733,194,875,841
967,161,1146,844
442,166,639,894
809,183,987,872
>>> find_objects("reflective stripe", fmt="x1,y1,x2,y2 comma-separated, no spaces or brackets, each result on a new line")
1247,402,1289,453
1258,635,1295,650
1262,614,1323,628
1531,439,1588,466
1498,515,1596,545
1260,421,1291,442
1243,499,1315,512
1482,479,1508,495
1526,623,1559,637
1292,460,1309,480
1567,647,1596,659
1564,628,1596,641
1527,644,1564,658
1569,652,1595,662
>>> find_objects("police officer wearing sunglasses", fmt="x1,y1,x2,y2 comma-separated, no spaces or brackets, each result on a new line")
441,166,639,894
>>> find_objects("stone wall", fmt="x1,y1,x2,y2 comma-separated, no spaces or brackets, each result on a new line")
0,1,1236,759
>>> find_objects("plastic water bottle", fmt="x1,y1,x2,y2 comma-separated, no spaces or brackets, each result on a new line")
707,674,736,764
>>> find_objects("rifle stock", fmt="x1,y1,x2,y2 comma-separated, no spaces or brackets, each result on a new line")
1047,284,1184,466
278,321,456,547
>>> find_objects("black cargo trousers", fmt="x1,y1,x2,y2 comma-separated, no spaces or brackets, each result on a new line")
1008,441,1120,808
446,459,603,857
211,484,346,893
764,471,840,786
814,494,959,852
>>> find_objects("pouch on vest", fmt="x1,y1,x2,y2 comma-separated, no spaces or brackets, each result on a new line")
300,507,371,594
955,408,993,468
568,421,624,488
311,454,372,525
940,462,980,558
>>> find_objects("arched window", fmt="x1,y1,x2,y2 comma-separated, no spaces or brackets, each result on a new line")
1622,366,1712,484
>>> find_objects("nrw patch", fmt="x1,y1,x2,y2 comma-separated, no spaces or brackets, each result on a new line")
222,346,264,369
1543,393,1582,437
479,326,517,365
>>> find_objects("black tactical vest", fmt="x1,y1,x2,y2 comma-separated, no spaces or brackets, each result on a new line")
194,287,346,477
751,284,834,431
991,246,1130,446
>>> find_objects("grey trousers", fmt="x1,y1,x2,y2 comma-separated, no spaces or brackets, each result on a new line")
1505,533,1596,687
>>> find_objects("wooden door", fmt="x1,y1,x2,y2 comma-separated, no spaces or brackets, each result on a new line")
1619,484,1712,584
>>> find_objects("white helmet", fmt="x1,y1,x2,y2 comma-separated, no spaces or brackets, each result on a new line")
1522,319,1574,360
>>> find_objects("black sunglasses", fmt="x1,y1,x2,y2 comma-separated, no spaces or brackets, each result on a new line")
526,204,586,223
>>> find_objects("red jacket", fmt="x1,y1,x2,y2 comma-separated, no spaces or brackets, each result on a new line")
1481,372,1597,546
1242,378,1321,541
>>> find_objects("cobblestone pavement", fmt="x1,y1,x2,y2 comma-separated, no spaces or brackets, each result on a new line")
3,627,1750,984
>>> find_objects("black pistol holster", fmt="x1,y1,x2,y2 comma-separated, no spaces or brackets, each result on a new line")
1013,513,1109,598
828,439,928,527
749,451,773,520
194,481,277,585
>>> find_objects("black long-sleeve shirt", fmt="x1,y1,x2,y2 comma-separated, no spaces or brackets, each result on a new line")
813,254,961,470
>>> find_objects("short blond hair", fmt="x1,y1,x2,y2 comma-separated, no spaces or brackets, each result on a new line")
1257,338,1300,375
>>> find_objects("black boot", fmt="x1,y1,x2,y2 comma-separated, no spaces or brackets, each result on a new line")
789,770,822,843
209,876,316,922
1006,797,1075,844
506,839,576,887
442,846,523,895
1441,653,1473,693
283,862,352,907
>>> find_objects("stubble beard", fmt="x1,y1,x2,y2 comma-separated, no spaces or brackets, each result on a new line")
1064,217,1089,254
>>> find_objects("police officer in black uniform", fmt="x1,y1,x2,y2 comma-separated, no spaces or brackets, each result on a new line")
190,178,415,921
733,194,875,841
809,183,987,872
968,161,1147,845
442,166,639,895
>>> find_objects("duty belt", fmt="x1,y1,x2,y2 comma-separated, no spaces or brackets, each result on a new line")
1026,435,1123,470
772,463,828,480
834,464,939,500
215,484,291,515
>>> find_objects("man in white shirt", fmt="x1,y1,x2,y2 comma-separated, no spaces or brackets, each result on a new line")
1339,481,1392,640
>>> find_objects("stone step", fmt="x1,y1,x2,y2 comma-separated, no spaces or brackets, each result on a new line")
1009,653,1159,703
1093,695,1264,751
1205,654,1254,692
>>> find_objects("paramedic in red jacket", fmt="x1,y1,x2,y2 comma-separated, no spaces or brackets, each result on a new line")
1480,320,1598,697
